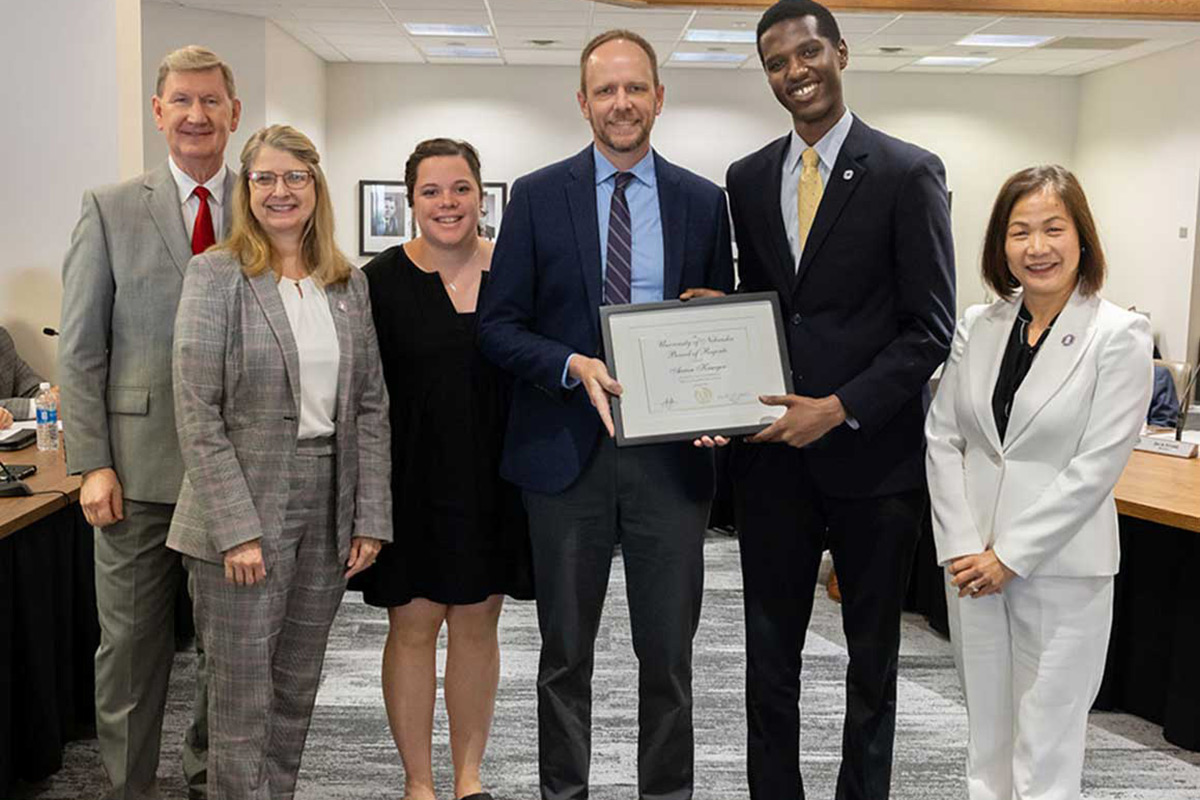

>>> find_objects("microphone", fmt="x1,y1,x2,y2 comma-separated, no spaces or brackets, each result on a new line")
1175,364,1199,443
42,327,59,337
0,459,33,498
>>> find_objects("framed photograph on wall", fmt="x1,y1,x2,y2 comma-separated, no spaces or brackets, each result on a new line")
359,180,410,256
480,182,508,241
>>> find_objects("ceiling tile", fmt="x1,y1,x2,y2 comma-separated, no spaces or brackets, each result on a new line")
844,55,912,72
975,58,1079,74
897,65,979,74
834,13,901,35
1082,20,1200,39
307,21,406,37
859,33,960,49
288,7,394,23
283,0,382,7
881,14,1001,36
491,11,592,28
1020,46,1117,60
179,2,283,17
979,18,1098,37
389,10,491,25
591,9,691,31
503,48,582,66
381,0,484,8
689,11,760,31
495,27,587,48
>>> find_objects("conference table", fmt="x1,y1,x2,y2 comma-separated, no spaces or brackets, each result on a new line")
0,442,96,796
1097,450,1200,751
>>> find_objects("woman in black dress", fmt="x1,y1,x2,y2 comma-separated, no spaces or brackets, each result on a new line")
350,139,532,800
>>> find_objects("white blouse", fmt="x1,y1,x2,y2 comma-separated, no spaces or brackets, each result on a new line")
276,276,340,439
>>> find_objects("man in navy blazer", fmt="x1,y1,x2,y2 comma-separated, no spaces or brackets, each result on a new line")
723,2,956,799
478,29,733,800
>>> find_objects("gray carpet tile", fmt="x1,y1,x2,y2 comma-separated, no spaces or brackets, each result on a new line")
12,533,1200,799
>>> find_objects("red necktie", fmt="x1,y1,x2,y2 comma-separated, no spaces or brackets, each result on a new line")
191,185,216,254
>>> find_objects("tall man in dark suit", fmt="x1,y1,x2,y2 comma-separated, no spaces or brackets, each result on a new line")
58,45,240,800
478,29,733,800
724,2,955,798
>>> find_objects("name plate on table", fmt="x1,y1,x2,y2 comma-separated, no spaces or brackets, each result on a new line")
599,292,793,446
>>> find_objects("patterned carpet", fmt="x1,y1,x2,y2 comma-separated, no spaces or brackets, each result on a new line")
13,533,1200,799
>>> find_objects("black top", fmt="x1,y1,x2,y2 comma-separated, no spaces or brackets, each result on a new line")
992,304,1055,443
349,245,533,607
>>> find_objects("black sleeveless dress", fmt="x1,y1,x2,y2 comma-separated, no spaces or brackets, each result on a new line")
349,245,533,607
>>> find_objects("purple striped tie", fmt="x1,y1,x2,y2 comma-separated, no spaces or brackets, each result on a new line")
604,171,635,305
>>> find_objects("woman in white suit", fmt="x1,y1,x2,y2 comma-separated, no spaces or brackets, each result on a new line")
926,165,1152,800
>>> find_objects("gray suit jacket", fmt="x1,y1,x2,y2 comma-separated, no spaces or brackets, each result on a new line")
0,326,42,419
167,250,392,565
58,161,233,503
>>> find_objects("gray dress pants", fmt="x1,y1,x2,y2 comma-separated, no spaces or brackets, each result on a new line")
94,499,208,800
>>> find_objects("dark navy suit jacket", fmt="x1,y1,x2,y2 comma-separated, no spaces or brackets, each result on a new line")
478,145,735,494
726,117,956,498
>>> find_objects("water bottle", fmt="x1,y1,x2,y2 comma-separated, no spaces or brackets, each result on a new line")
35,381,59,452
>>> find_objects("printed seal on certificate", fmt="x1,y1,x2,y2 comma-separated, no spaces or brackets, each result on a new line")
599,292,794,446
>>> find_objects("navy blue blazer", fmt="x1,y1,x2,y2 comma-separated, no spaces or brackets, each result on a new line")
726,118,956,498
478,145,735,494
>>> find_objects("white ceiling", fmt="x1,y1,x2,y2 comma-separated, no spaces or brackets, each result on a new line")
144,0,1200,75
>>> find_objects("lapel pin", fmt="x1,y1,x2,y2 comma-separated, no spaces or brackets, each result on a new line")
1061,333,1075,346
843,169,854,181
338,301,346,312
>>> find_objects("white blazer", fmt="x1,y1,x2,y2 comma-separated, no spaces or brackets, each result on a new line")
925,287,1152,579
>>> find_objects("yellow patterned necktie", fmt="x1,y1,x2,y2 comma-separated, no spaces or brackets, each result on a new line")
796,147,824,265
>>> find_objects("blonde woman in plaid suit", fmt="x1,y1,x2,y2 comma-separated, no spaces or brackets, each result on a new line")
169,125,391,800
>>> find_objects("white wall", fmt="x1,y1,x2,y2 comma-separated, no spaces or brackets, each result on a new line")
265,22,327,157
141,3,267,171
0,0,137,380
1074,41,1200,361
326,62,1078,310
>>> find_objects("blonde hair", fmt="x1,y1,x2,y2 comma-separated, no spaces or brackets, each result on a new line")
223,125,351,286
580,30,659,94
155,45,237,100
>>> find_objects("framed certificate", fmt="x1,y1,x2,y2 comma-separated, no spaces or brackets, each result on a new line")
599,292,793,446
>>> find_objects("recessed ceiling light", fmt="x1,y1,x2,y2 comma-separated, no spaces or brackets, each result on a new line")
956,34,1053,48
914,55,996,67
684,29,757,44
405,23,491,37
425,45,500,59
669,51,748,64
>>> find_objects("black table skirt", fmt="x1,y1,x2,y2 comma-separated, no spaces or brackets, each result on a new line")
1095,515,1200,751
0,505,99,796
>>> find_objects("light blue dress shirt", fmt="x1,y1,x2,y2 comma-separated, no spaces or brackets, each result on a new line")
779,109,860,428
780,108,853,271
562,146,667,387
594,147,665,304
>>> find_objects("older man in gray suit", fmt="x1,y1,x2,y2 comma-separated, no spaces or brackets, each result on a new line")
57,45,240,800
0,325,43,429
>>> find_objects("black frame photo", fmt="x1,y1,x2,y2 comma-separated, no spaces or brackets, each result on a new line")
359,180,411,256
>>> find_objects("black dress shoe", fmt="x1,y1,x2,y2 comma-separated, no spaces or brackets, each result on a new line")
458,794,494,800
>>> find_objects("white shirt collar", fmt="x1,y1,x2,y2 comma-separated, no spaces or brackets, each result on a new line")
785,108,854,174
168,156,228,206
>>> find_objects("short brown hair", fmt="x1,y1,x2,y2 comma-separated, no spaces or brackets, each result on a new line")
580,29,659,94
403,138,484,207
981,165,1106,299
224,125,350,286
156,45,236,100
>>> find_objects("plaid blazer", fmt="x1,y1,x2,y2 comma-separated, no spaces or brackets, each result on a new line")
167,249,392,565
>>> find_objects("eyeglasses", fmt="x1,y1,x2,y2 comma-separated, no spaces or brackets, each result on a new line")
247,170,314,190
